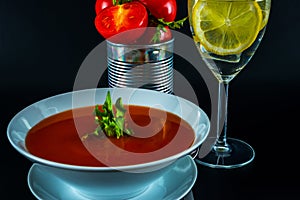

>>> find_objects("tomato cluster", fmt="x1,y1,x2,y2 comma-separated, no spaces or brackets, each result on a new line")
94,0,178,44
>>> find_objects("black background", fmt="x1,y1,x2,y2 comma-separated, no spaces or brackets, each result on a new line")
1,0,300,199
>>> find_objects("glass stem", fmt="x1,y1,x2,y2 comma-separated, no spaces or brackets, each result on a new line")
214,82,231,153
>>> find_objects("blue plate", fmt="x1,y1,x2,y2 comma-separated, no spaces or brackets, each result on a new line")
27,156,197,200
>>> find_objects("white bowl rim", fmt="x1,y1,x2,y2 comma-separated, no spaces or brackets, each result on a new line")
7,87,210,171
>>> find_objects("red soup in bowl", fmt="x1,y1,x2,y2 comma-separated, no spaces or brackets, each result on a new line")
25,105,195,167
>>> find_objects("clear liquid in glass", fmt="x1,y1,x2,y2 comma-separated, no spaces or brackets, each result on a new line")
188,0,271,83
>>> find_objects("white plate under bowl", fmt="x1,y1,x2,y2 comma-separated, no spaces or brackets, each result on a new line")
28,155,197,200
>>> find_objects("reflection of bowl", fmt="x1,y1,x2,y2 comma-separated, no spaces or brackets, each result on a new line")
7,88,210,198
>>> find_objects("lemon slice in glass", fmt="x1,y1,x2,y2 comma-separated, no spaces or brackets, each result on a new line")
258,0,271,30
192,0,263,56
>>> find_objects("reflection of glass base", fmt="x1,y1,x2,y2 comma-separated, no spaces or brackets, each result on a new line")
195,137,255,169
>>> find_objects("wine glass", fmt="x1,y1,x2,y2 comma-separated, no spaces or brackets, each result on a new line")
188,0,271,168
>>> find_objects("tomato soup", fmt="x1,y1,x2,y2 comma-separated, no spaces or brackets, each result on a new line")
25,105,195,167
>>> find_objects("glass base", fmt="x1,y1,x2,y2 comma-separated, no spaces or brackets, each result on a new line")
195,137,255,169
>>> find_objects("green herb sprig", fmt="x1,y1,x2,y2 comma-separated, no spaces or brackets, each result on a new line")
157,17,188,30
149,16,188,43
82,91,133,140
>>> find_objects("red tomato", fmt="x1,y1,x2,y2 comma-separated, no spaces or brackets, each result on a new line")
95,2,148,43
138,0,177,22
95,0,114,15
